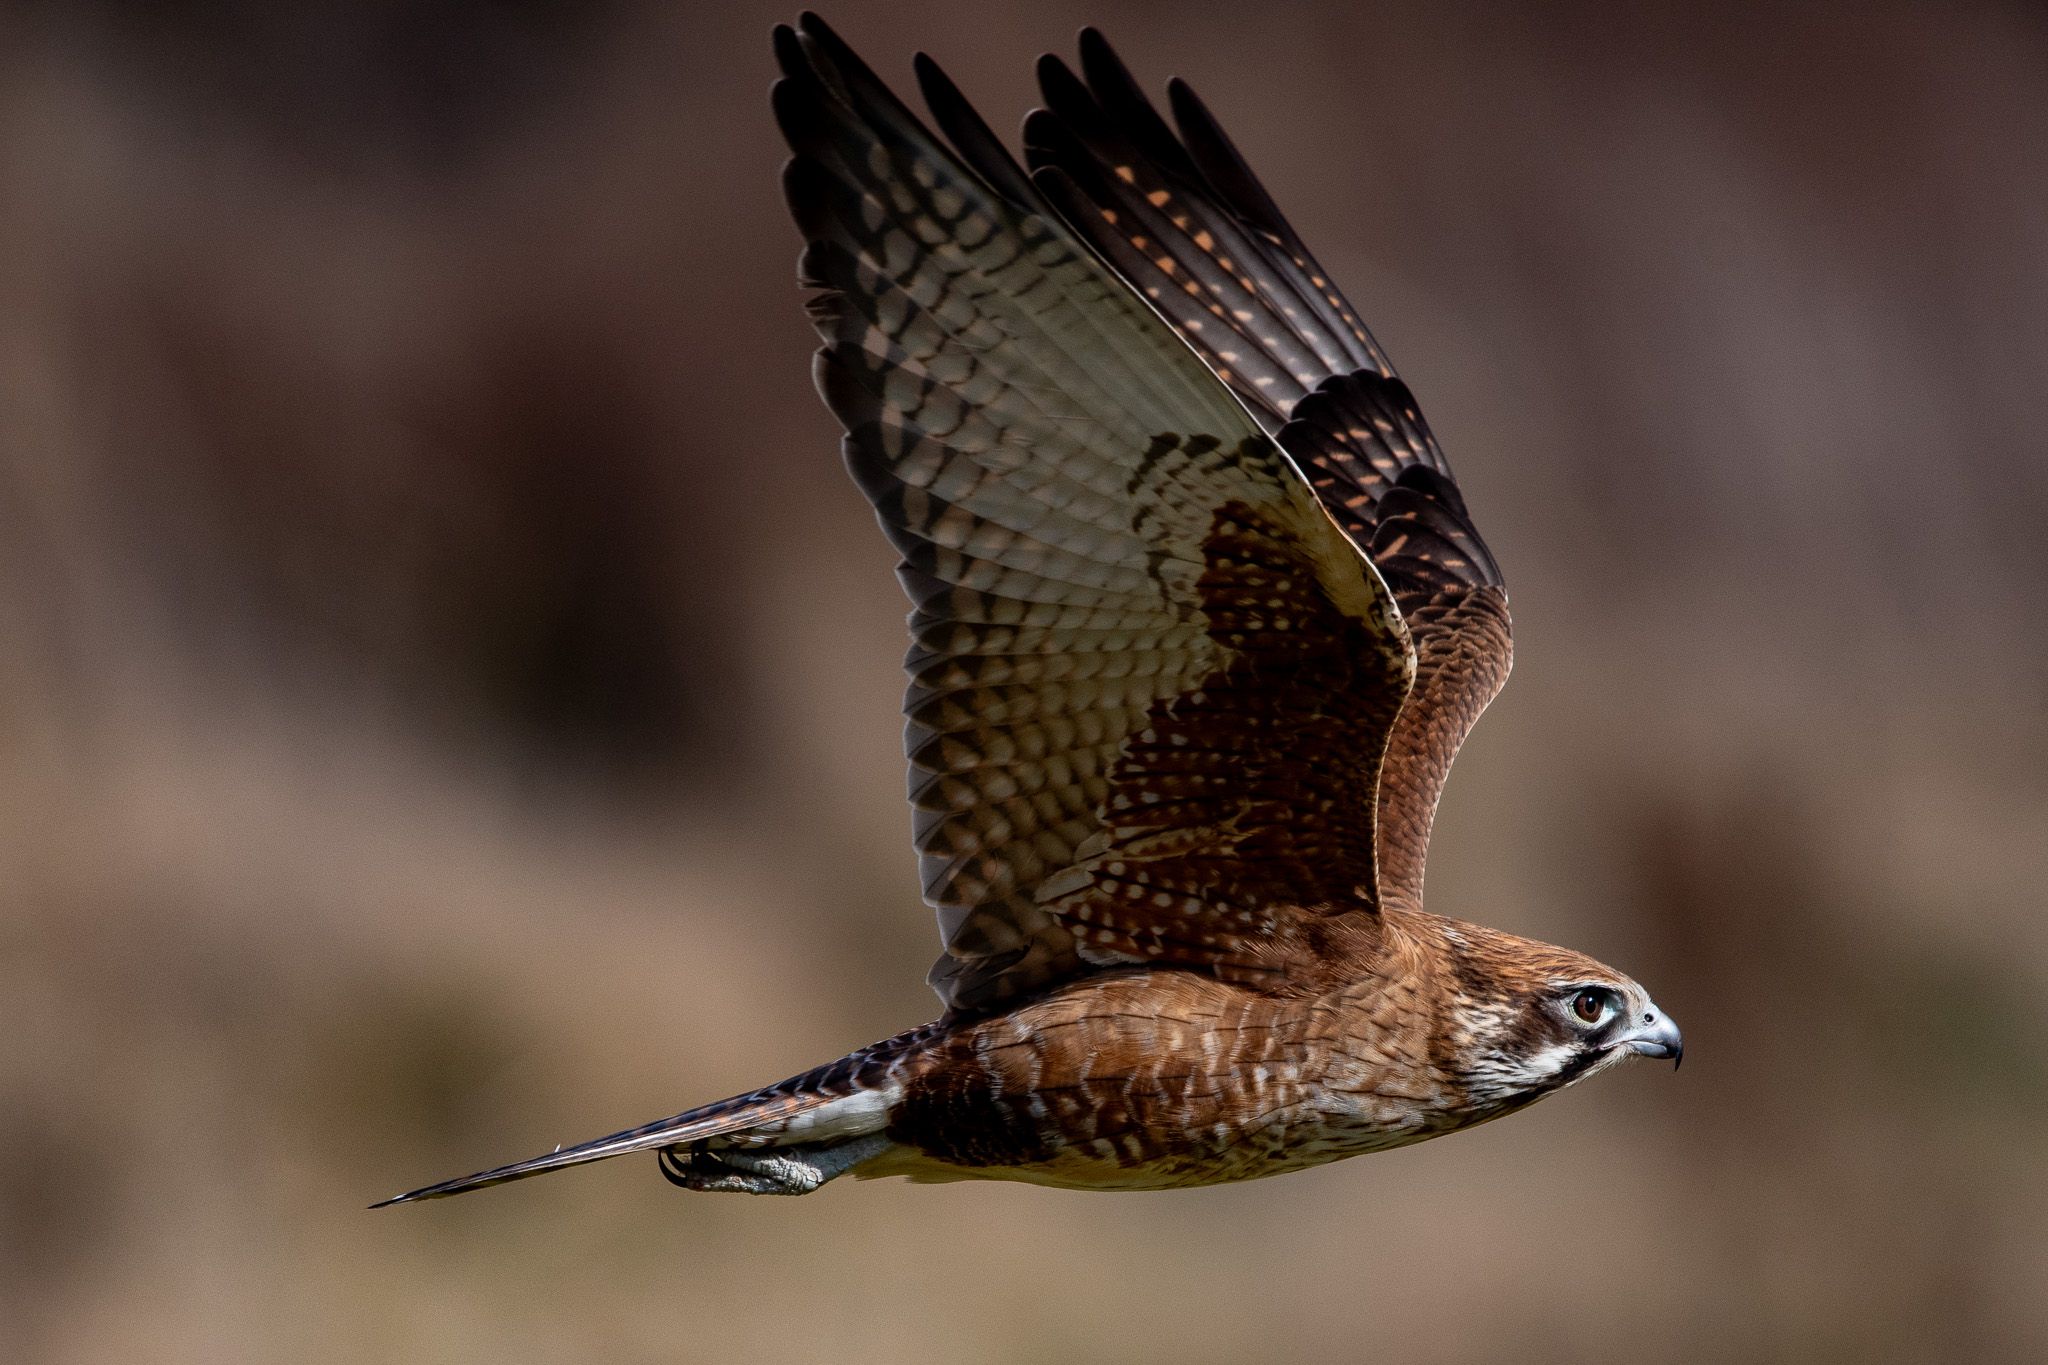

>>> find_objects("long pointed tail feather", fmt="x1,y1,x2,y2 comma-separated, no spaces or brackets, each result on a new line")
372,1093,833,1206
373,1021,942,1207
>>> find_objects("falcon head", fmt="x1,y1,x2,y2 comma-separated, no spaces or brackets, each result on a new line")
1429,918,1682,1115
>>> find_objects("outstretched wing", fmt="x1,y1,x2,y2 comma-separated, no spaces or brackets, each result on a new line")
774,15,1414,1014
1025,31,1512,910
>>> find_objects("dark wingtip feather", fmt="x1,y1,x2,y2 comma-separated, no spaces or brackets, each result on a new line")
1164,76,1292,241
1035,51,1091,114
1074,28,1198,184
771,22,804,77
770,72,830,159
1075,27,1122,84
915,50,1039,210
796,10,898,102
779,154,835,243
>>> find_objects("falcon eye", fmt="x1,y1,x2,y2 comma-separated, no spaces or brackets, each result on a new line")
1570,989,1611,1025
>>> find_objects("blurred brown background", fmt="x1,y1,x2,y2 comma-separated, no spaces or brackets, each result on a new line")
3,1,2044,1361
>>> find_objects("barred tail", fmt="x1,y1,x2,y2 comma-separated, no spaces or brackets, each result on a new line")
372,1021,943,1206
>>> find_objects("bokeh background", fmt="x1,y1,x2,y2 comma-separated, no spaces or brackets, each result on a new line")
4,1,2045,1361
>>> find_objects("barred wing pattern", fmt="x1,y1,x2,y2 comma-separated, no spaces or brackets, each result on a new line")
1026,32,1513,908
1023,35,1390,425
774,16,1414,1013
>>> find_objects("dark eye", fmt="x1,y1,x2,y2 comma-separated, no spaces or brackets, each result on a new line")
1571,989,1609,1025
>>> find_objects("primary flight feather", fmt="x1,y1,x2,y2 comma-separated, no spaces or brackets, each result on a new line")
378,13,1679,1207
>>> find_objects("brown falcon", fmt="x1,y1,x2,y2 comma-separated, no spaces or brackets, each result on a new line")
379,13,1680,1207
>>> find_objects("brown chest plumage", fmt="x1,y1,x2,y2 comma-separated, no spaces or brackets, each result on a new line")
878,953,1460,1190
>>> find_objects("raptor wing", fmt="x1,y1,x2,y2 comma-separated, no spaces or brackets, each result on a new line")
1026,31,1512,909
776,16,1416,1011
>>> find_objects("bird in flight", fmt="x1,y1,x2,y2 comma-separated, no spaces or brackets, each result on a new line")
379,13,1680,1207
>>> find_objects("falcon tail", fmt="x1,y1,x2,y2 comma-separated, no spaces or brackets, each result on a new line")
372,1023,943,1206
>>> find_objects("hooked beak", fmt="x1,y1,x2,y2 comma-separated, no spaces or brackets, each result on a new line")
1620,1007,1684,1069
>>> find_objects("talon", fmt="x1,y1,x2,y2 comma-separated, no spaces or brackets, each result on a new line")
656,1145,822,1195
